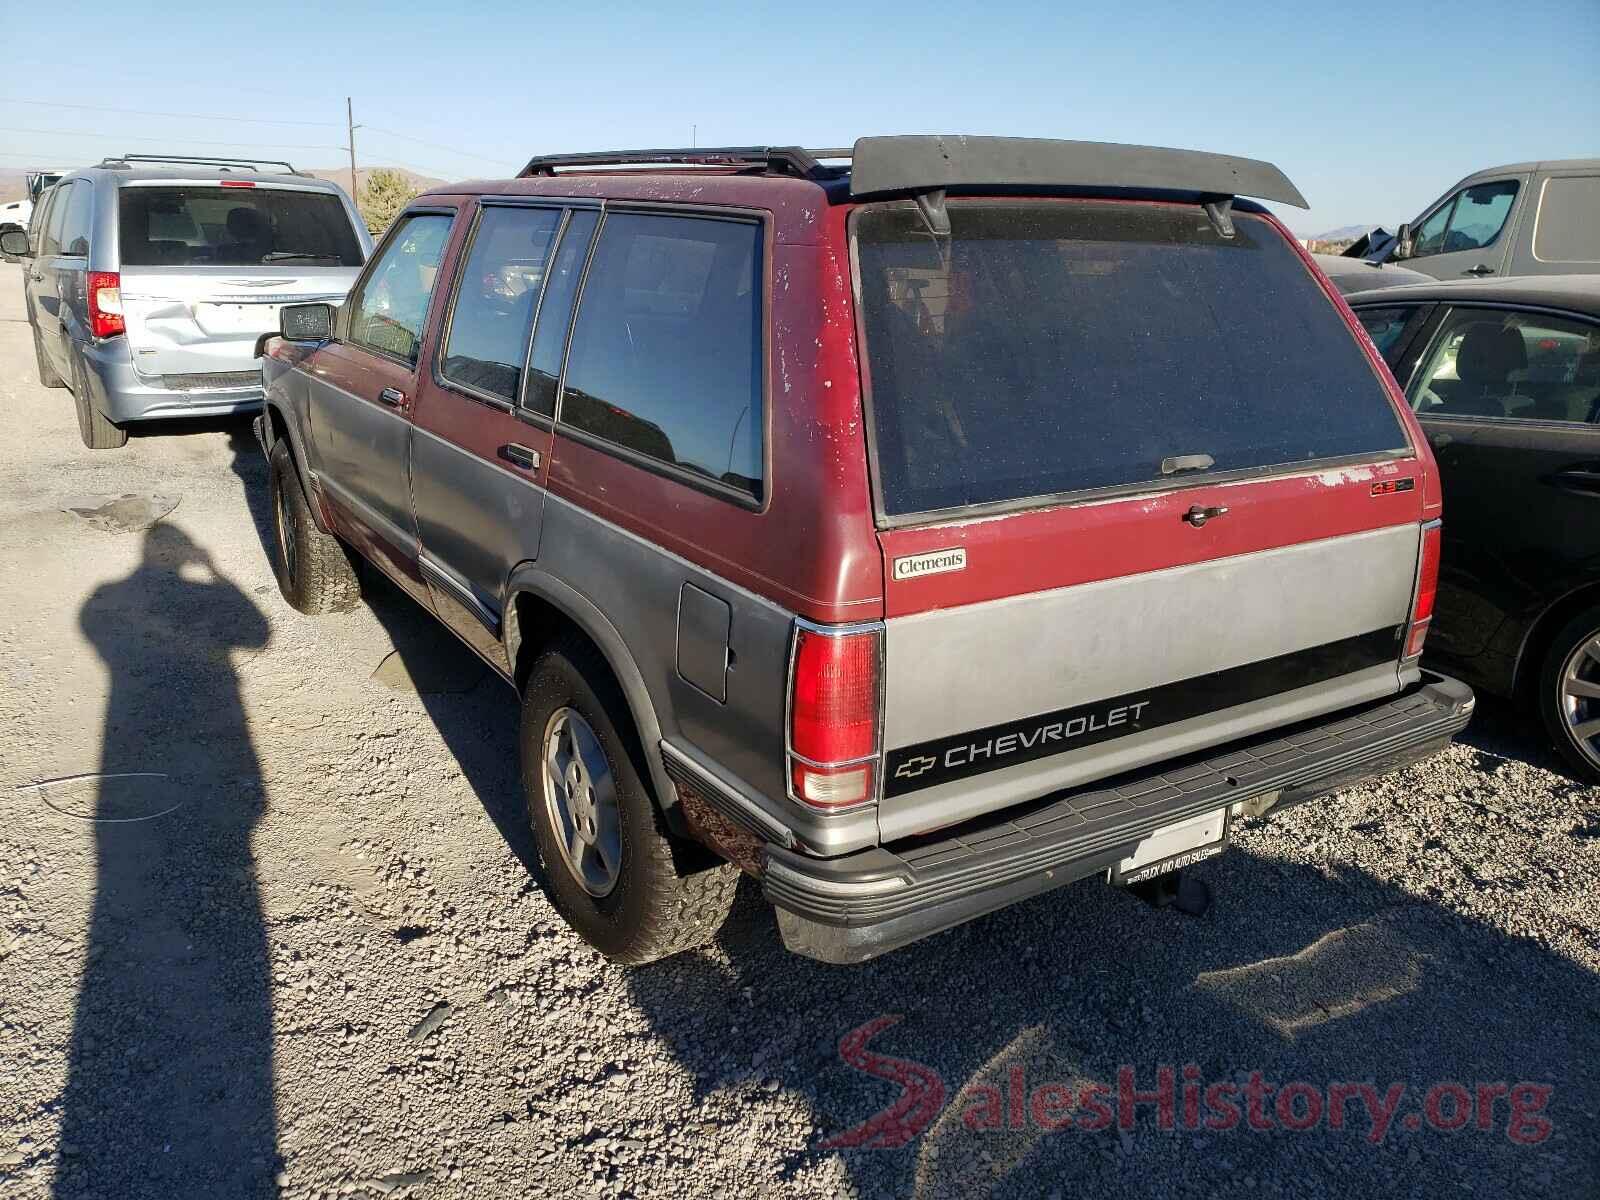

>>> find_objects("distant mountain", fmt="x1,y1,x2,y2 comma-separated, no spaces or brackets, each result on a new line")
1303,223,1387,243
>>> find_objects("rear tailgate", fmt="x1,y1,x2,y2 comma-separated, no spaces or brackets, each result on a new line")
853,197,1432,839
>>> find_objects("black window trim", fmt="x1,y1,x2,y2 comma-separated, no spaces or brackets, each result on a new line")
341,204,460,372
513,203,603,434
550,201,773,513
1400,300,1600,429
847,198,1418,529
432,197,571,414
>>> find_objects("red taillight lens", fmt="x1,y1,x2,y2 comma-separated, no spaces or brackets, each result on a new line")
1406,523,1442,659
788,624,881,809
87,271,124,339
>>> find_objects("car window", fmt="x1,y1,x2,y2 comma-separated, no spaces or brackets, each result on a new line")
523,209,599,418
439,206,562,403
1533,176,1600,264
1408,308,1600,423
117,186,364,267
1411,182,1518,260
28,187,56,239
1355,305,1422,365
856,201,1409,517
346,213,454,367
58,181,94,256
40,183,71,256
560,213,763,500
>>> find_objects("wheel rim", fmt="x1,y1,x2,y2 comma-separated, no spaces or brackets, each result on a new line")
1558,631,1600,771
273,476,298,583
540,707,622,897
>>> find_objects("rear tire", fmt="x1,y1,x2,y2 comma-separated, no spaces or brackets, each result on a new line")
33,324,65,388
520,634,738,964
267,440,361,615
70,356,127,449
1538,605,1600,783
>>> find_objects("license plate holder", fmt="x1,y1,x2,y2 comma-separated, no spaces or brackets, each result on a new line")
1111,807,1228,886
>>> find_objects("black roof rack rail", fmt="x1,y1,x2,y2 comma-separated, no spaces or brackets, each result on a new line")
848,136,1308,208
518,146,852,181
97,153,304,176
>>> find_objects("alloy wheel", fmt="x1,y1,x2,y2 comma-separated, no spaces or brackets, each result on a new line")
541,707,622,897
1558,632,1600,772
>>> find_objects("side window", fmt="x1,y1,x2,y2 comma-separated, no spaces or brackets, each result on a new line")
1355,305,1421,366
1411,197,1454,259
39,183,71,256
28,187,55,242
1412,182,1518,259
523,209,599,418
560,213,763,499
58,181,94,256
346,213,454,367
1533,176,1600,264
1409,308,1600,423
439,205,562,403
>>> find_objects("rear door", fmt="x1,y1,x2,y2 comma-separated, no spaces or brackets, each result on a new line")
852,199,1433,837
116,181,368,382
1510,171,1600,276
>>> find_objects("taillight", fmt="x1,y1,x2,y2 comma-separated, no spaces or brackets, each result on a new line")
1405,521,1442,660
788,623,882,810
87,271,124,339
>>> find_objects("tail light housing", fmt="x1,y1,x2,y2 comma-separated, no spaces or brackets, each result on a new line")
787,621,883,810
87,271,124,339
1405,521,1442,660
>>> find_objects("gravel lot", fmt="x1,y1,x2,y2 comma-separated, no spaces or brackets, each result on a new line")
0,258,1596,1200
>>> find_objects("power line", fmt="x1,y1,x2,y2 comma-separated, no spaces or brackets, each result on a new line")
361,124,508,168
0,125,343,151
0,96,341,127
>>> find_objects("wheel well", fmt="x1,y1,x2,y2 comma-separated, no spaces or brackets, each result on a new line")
266,404,290,445
1514,582,1600,700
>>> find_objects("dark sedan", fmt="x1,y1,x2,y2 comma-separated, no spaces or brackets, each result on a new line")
1348,275,1600,780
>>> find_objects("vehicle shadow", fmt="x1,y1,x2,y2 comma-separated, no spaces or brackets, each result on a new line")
54,522,277,1200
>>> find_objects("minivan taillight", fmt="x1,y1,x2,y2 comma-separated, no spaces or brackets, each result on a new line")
1405,521,1442,660
788,623,882,810
87,271,124,339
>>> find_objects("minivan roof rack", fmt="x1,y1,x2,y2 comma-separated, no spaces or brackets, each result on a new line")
518,146,851,181
98,153,304,176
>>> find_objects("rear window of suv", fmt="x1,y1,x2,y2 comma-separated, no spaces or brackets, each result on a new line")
118,185,364,267
854,200,1409,518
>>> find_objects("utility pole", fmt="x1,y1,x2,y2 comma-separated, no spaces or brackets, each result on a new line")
691,124,697,148
346,98,358,200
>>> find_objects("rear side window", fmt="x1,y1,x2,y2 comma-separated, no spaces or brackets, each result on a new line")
440,205,562,402
117,186,364,267
560,213,763,500
1533,177,1600,264
1356,305,1426,366
58,181,94,256
855,201,1409,517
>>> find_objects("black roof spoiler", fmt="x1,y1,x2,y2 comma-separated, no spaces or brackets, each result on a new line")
848,135,1308,209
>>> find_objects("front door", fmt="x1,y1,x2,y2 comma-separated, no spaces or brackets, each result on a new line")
1404,176,1526,281
303,209,456,594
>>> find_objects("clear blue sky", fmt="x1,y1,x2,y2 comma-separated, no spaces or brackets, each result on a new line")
3,0,1596,234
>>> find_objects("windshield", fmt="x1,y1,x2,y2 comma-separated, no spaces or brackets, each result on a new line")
118,186,364,267
854,200,1410,518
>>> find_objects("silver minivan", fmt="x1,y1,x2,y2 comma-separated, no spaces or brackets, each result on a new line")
2,154,371,448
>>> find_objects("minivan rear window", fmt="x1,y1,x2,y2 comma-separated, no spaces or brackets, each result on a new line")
854,201,1410,518
118,186,364,267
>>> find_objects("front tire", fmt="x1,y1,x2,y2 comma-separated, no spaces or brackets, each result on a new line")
70,356,126,449
520,635,738,964
267,440,360,615
1538,605,1600,783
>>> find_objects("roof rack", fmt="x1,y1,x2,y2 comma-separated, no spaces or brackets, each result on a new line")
518,146,851,181
98,153,304,176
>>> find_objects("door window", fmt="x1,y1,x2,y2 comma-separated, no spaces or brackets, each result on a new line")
39,182,71,256
346,213,454,367
560,213,764,500
1409,308,1600,423
439,206,562,403
58,181,94,256
1355,305,1423,365
1409,182,1518,259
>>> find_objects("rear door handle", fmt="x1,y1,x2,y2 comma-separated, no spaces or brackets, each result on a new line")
1183,504,1229,527
1463,264,1494,277
500,443,541,470
1548,466,1600,495
377,387,405,408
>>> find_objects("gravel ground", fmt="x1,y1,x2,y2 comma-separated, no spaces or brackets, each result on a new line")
0,259,1596,1200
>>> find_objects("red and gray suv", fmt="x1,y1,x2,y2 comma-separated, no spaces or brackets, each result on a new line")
257,136,1473,964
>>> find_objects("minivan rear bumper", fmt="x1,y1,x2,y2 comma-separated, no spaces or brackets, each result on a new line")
764,672,1473,963
83,340,264,423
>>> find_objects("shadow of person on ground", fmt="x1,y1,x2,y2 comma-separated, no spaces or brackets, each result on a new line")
54,523,276,1200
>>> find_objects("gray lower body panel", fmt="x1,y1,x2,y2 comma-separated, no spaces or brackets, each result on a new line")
84,340,263,423
763,673,1473,964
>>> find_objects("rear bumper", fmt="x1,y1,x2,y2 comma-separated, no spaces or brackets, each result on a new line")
764,672,1474,964
82,340,263,423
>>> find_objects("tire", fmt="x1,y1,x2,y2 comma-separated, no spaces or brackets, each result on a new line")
267,440,361,615
32,323,65,388
70,356,127,449
520,635,738,964
1537,605,1600,784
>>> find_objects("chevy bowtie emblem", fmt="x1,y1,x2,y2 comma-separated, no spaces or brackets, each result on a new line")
894,755,938,779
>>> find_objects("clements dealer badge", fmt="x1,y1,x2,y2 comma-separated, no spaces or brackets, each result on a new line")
893,547,967,581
